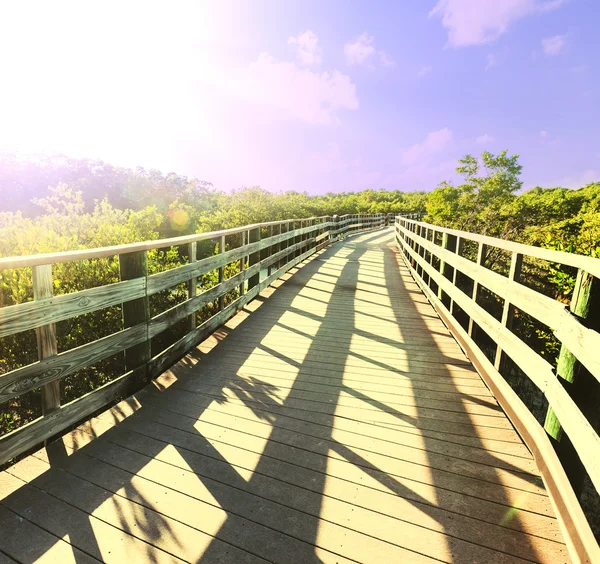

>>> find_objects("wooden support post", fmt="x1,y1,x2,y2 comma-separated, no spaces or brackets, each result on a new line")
187,242,197,330
450,237,464,315
268,225,274,276
494,252,523,371
544,270,600,495
239,231,246,296
468,242,487,337
218,235,226,311
119,250,150,381
32,265,60,416
248,226,261,290
437,233,457,302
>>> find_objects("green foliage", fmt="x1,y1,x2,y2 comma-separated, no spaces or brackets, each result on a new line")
1,150,598,438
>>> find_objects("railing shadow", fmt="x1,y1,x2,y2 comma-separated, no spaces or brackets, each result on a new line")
0,227,563,562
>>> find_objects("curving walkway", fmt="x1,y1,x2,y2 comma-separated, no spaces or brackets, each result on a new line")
0,228,569,563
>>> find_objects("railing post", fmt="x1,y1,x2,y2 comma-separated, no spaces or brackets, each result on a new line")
32,265,60,416
219,234,226,311
119,250,150,381
494,252,523,371
468,242,488,337
544,269,600,495
438,233,457,303
268,225,275,276
248,226,261,290
187,242,197,330
450,236,463,315
240,230,247,296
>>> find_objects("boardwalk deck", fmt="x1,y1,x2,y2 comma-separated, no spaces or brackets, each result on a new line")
0,228,569,563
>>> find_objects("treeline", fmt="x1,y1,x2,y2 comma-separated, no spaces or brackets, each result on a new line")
1,150,599,435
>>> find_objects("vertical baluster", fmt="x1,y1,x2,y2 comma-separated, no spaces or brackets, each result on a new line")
248,226,261,290
187,242,197,330
468,242,488,337
494,252,522,370
33,265,60,417
219,235,226,311
119,250,150,381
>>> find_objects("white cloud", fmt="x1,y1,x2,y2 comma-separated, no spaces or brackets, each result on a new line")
229,53,358,125
401,128,453,167
288,30,322,66
429,0,565,48
476,134,495,144
540,129,549,138
417,65,432,77
345,33,376,65
571,64,587,73
542,34,566,55
379,51,396,67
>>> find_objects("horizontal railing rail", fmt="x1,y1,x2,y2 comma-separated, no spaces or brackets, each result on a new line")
0,213,388,465
395,215,600,561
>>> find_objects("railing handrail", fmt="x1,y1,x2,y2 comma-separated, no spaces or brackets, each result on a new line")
0,214,343,270
403,218,600,278
0,212,388,468
395,215,600,562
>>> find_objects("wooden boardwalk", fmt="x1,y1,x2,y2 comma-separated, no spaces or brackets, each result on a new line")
0,229,569,563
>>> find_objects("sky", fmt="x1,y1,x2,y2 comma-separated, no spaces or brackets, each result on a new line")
0,0,598,194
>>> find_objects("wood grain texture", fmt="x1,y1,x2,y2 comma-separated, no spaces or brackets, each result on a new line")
0,228,570,563
398,226,600,496
32,264,60,415
398,223,600,382
0,277,145,338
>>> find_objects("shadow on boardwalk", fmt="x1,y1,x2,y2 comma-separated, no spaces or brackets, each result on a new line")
0,228,564,563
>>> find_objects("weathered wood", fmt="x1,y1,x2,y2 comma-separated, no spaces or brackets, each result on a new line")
468,242,487,337
32,265,60,416
450,236,463,315
399,243,597,563
399,228,600,498
0,324,147,404
218,234,226,311
248,226,261,290
0,366,143,467
0,216,331,271
0,277,145,338
240,230,246,296
401,218,600,279
399,223,600,383
148,265,260,339
544,269,600,494
187,242,197,330
494,252,523,371
119,251,150,380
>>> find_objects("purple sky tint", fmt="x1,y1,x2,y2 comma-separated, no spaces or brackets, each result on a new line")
0,0,598,194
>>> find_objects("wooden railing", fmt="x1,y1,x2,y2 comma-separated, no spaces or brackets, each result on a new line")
0,213,387,466
395,216,600,560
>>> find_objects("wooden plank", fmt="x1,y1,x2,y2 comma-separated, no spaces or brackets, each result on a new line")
399,231,600,494
545,269,600,495
0,367,143,466
494,252,523,370
0,277,145,338
119,251,150,381
248,226,261,290
187,241,197,330
0,324,147,404
397,244,599,563
32,265,60,415
400,223,600,383
0,504,98,564
0,216,334,270
401,217,600,279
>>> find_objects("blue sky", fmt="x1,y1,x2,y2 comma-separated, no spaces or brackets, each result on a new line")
0,0,598,193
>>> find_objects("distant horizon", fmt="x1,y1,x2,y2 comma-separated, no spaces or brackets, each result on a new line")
0,1,598,195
